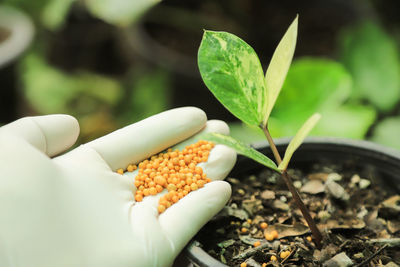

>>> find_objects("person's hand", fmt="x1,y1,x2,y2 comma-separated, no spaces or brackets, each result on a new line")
0,107,236,267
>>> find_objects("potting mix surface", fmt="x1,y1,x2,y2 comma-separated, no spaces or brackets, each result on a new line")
195,161,400,266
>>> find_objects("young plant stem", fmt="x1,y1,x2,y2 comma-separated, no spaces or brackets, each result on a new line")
262,126,282,164
281,170,322,248
261,125,323,248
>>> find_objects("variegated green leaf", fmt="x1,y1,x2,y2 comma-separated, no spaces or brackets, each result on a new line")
278,113,321,171
198,31,266,126
203,133,280,172
263,16,298,126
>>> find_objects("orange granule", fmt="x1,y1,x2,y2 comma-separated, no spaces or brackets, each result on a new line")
264,232,274,241
280,250,290,259
117,140,215,213
271,230,278,239
264,230,279,241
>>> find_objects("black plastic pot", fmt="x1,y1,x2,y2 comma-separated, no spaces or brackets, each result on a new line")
185,137,400,267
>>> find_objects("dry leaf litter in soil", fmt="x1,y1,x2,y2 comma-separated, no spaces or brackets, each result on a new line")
194,161,400,266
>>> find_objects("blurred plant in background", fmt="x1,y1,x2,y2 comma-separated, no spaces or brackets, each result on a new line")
1,0,169,142
1,0,400,149
340,21,400,149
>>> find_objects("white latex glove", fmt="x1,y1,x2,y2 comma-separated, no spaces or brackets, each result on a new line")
0,107,236,267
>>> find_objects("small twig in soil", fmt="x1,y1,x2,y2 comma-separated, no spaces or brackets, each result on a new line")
339,239,351,249
232,242,273,260
366,238,400,247
354,244,388,267
281,246,297,264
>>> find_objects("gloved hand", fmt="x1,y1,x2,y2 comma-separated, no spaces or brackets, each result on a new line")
0,107,236,267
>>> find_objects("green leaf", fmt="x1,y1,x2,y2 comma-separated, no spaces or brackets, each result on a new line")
41,0,75,30
268,58,364,138
198,31,266,126
19,52,122,114
278,113,321,171
229,122,265,145
202,133,279,173
273,58,352,122
85,0,161,26
371,117,400,150
125,68,171,123
269,104,376,140
313,104,376,139
263,15,298,126
2,0,52,20
340,21,400,111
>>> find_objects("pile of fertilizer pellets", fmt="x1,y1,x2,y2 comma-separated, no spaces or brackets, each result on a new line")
116,140,215,213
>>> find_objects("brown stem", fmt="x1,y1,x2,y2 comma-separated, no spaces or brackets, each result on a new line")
261,126,282,164
282,170,322,248
261,124,323,248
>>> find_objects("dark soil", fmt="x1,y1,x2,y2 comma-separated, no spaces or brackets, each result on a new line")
195,160,400,266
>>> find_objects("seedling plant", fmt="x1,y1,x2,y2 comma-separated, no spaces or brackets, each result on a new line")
198,16,323,247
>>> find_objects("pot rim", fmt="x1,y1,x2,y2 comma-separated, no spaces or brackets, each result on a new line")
185,137,400,267
252,137,400,158
0,5,34,68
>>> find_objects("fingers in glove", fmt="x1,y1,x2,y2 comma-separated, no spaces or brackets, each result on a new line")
54,146,135,202
173,120,237,181
199,144,236,181
127,181,231,264
158,181,231,253
172,119,230,150
0,115,79,157
125,120,235,261
124,120,236,196
84,107,207,171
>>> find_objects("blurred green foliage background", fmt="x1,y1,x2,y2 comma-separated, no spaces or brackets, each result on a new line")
1,0,400,149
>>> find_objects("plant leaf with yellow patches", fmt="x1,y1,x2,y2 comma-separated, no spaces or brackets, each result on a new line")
203,133,279,172
198,31,266,126
278,113,321,171
263,15,298,127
